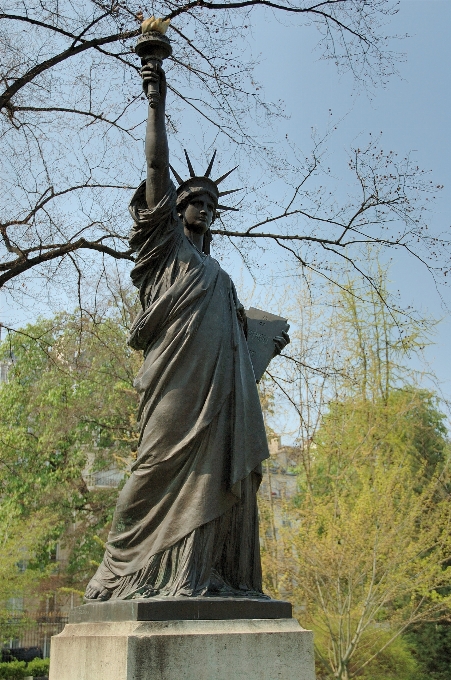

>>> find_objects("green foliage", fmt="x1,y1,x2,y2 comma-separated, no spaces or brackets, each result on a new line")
314,628,420,679
0,660,28,679
333,265,437,405
406,622,451,680
0,297,141,599
312,387,449,499
261,264,451,680
25,657,50,677
0,657,49,679
0,511,57,643
358,632,419,680
294,389,451,679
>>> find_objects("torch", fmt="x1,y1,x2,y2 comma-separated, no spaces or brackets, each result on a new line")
135,18,172,108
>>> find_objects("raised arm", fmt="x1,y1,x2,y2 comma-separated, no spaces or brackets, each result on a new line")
141,64,171,209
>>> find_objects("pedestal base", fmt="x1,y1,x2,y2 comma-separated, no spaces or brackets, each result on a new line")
69,596,292,623
49,618,315,680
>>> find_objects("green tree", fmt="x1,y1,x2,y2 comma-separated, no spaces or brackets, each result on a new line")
269,389,451,680
262,268,451,680
405,620,451,680
0,509,57,642
0,296,140,607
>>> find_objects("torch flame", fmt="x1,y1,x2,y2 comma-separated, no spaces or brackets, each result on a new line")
141,16,171,35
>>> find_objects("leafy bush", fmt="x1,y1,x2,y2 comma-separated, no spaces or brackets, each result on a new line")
358,633,419,680
406,621,451,680
26,658,49,677
0,660,28,679
0,657,49,679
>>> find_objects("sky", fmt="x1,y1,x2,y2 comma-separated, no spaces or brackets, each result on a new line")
1,0,450,400
247,0,451,400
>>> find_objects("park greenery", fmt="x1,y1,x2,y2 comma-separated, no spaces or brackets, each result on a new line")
0,263,450,678
258,267,451,679
0,287,141,630
0,657,49,679
261,385,451,679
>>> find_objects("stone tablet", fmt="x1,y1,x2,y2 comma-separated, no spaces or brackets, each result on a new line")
246,307,290,381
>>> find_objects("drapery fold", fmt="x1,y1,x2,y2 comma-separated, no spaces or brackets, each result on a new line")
90,182,269,597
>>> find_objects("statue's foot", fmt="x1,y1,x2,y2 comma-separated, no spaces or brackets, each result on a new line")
84,577,112,602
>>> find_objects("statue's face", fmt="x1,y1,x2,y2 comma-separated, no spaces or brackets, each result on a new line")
182,193,215,234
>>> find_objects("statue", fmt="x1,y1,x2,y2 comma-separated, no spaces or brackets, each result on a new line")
84,25,289,602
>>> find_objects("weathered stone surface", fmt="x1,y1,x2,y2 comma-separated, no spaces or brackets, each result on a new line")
70,597,292,623
49,618,315,680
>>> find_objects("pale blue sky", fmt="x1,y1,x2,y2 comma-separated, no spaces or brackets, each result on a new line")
247,0,451,398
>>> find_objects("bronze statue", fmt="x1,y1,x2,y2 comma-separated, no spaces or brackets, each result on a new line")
85,31,289,601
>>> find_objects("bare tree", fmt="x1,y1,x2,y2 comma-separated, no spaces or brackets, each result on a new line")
1,0,448,305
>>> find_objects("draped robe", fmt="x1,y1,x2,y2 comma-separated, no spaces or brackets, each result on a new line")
90,182,270,599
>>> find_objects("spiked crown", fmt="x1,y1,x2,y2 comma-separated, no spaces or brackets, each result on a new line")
171,150,241,214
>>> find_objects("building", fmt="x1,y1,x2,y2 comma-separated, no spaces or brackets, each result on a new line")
0,358,12,384
259,436,300,503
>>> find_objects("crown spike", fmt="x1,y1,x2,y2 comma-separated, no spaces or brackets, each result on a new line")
215,166,238,185
218,188,242,198
184,149,196,178
204,150,217,178
169,164,184,186
217,204,240,212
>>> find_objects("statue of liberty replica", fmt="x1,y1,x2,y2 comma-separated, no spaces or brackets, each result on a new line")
50,21,315,680
84,22,289,602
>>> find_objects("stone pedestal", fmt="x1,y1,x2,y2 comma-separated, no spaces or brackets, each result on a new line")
49,599,316,680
